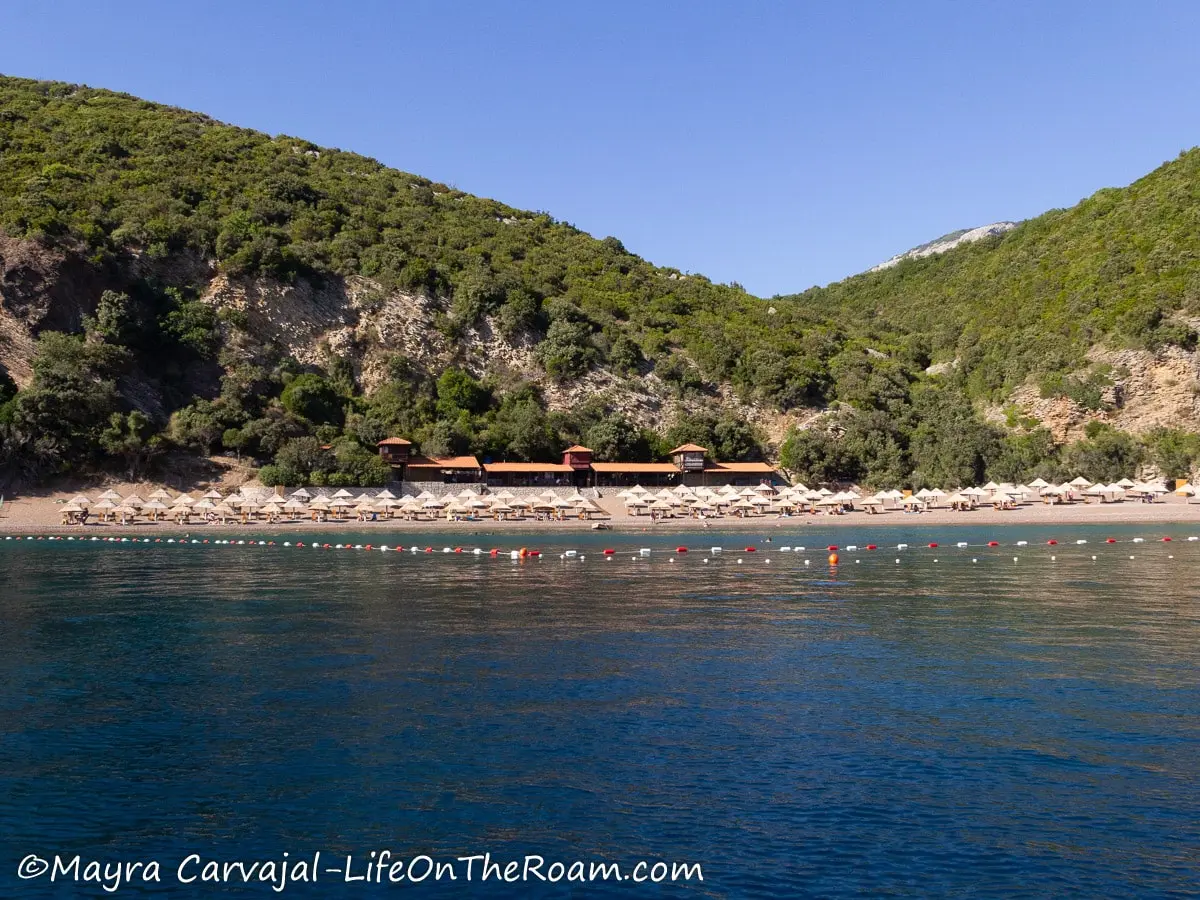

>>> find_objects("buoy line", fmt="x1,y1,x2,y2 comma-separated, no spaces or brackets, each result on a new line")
4,533,1199,572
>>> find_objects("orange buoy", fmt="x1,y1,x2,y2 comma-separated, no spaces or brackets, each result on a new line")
828,552,839,565
519,547,528,558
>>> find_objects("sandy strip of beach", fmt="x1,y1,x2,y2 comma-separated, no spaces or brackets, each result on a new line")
4,483,1200,536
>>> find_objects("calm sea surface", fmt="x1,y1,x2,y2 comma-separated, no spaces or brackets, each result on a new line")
2,523,1199,897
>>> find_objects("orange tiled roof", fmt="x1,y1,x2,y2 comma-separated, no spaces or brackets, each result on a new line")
705,461,776,473
668,443,708,454
484,462,574,473
377,437,412,446
590,462,682,473
562,445,593,453
405,455,481,469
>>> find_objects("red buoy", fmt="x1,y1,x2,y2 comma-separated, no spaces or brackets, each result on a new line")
1163,536,1173,542
866,544,877,550
676,546,688,553
745,546,757,552
827,545,838,552
987,541,999,547
1106,538,1116,543
454,547,463,553
490,549,499,556
603,548,615,555
1047,540,1058,545
928,542,938,548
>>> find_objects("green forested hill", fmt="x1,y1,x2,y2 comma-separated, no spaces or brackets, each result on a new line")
783,149,1200,401
1,75,1199,489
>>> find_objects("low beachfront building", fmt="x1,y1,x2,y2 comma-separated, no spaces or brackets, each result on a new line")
667,443,781,487
590,462,682,487
376,437,412,466
403,455,482,484
562,445,594,487
377,437,782,488
484,461,576,488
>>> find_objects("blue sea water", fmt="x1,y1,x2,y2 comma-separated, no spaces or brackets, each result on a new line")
1,523,1199,897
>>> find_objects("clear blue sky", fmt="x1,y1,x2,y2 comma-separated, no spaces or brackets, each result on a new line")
3,1,1199,296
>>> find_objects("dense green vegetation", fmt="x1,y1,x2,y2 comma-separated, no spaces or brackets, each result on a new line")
0,75,1198,488
782,151,1200,401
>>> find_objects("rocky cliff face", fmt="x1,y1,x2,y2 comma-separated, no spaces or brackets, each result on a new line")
869,222,1018,272
0,233,784,439
986,344,1200,440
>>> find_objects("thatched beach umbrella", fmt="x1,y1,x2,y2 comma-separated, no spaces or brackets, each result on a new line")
99,489,122,501
149,488,172,500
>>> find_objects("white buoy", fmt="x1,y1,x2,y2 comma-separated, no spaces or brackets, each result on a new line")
565,550,577,558
804,559,810,566
1016,541,1028,547
972,558,977,563
1132,538,1145,543
1076,539,1087,545
1092,555,1096,560
1051,555,1056,561
847,545,858,551
897,543,908,550
956,541,968,548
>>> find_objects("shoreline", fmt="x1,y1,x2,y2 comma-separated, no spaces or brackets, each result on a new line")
4,497,1200,537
